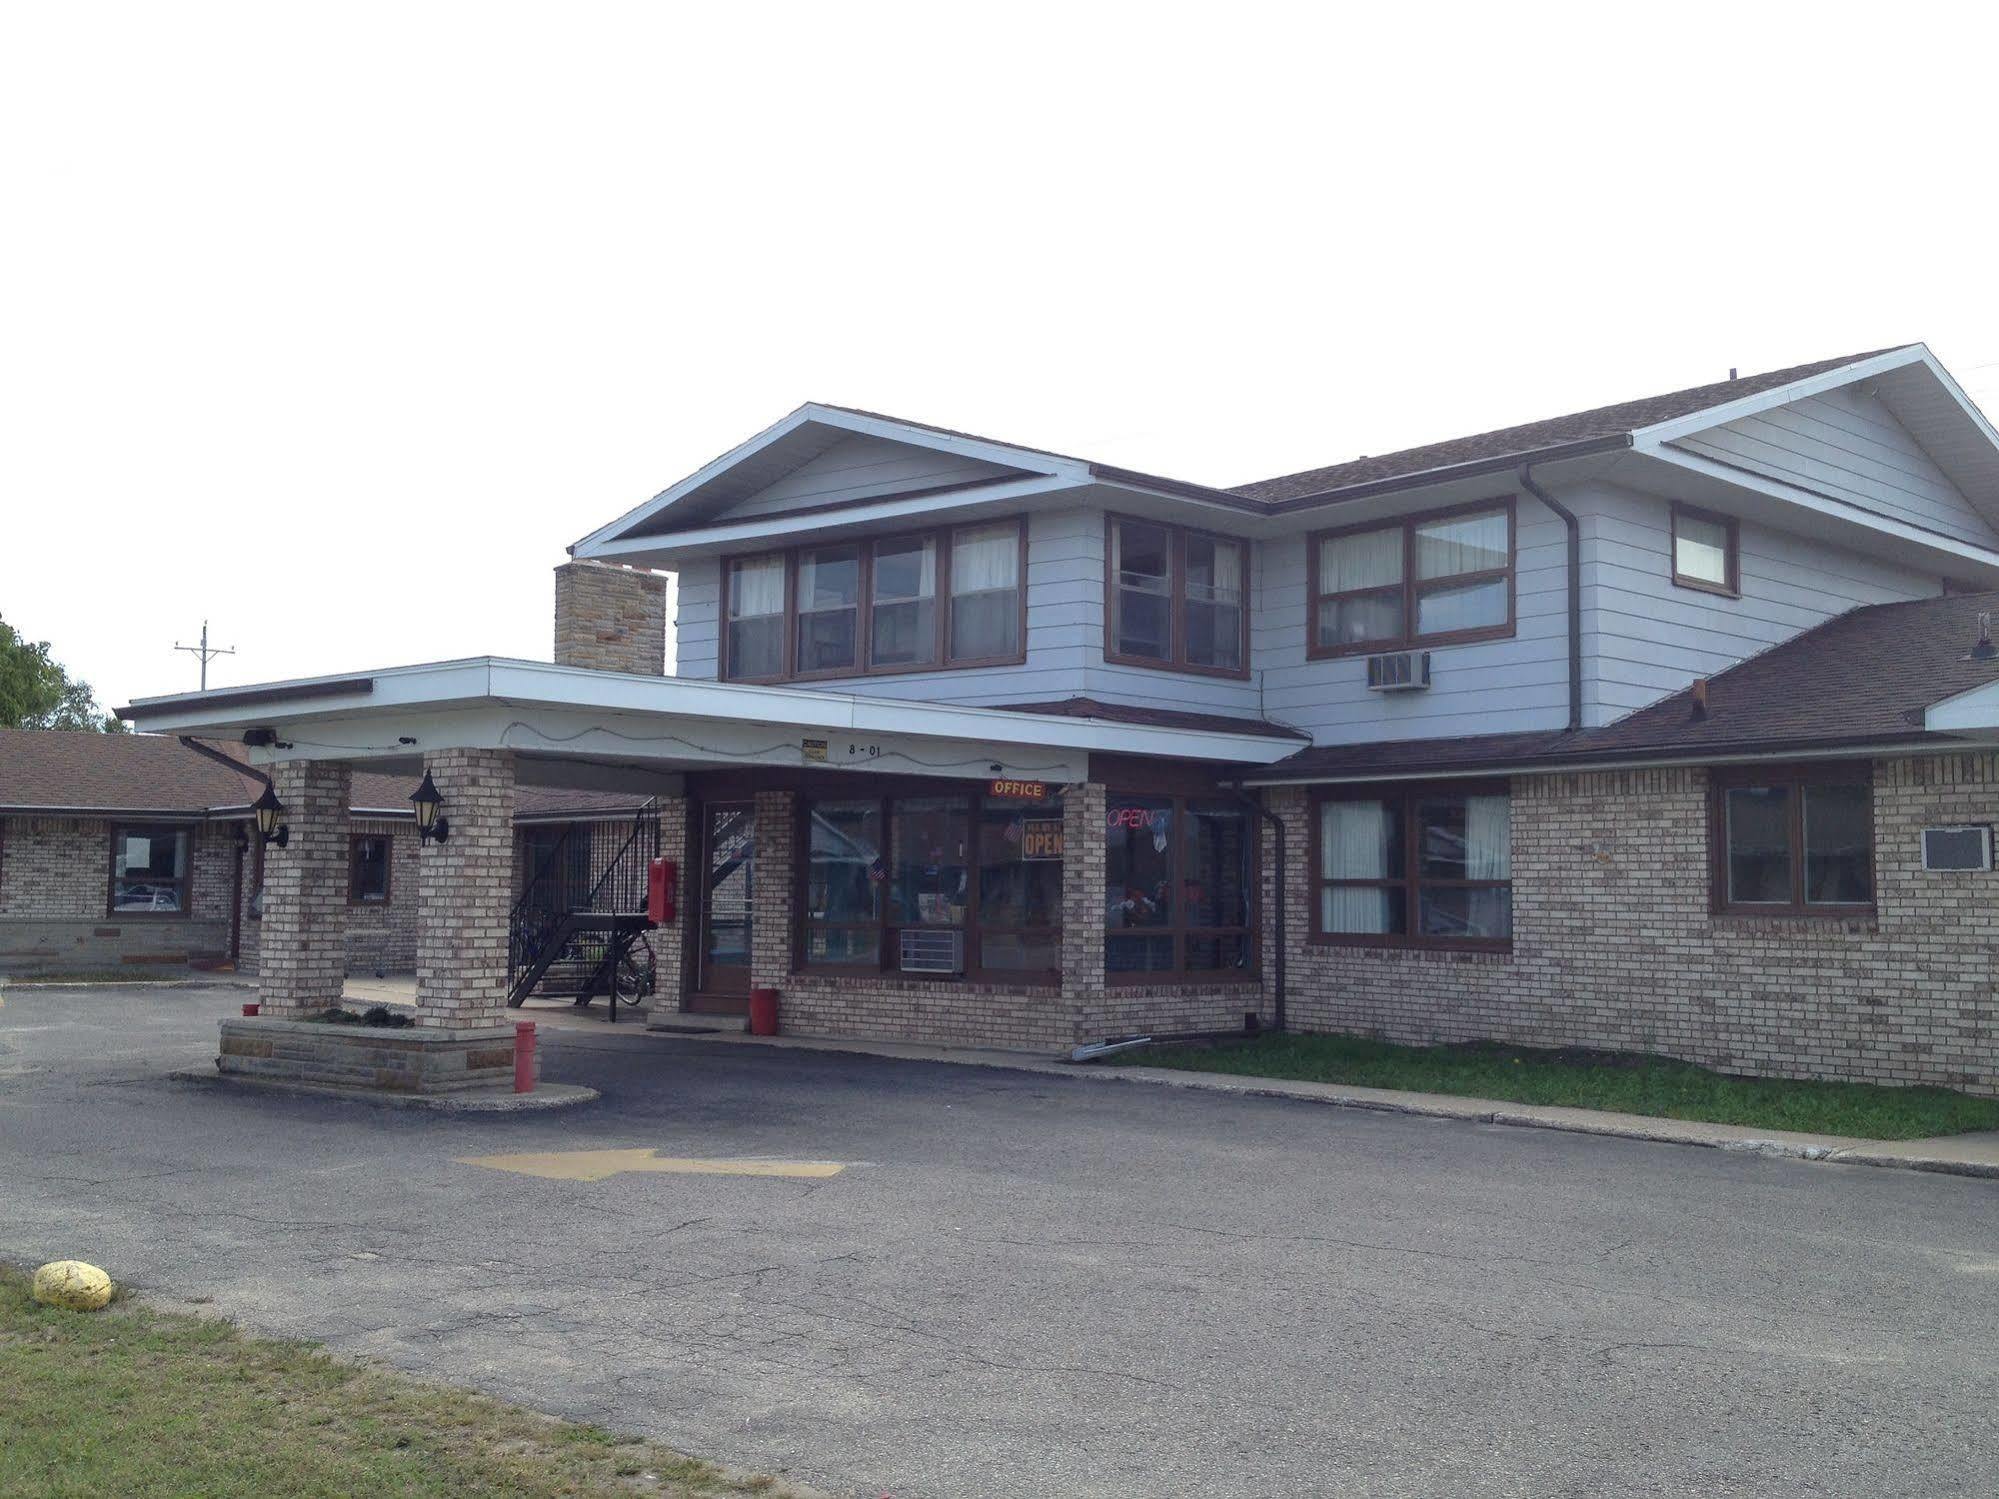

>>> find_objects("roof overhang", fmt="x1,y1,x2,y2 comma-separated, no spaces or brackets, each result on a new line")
121,658,1297,792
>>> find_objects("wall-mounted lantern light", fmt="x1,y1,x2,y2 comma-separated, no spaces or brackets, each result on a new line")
251,784,290,847
411,771,450,844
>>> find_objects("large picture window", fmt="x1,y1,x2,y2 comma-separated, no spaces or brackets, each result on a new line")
1315,785,1511,947
109,824,191,915
1711,765,1872,914
1106,516,1248,676
722,520,1025,682
1309,500,1514,658
799,786,1062,977
1104,794,1255,978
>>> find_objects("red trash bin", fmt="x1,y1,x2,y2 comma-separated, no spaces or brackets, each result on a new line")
748,987,780,1037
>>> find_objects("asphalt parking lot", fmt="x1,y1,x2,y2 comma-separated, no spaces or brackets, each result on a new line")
2,984,1995,1498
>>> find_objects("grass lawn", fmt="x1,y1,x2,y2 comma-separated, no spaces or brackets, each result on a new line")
1113,1033,1999,1140
0,1265,790,1499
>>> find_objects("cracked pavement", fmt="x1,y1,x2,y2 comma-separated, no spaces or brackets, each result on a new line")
2,986,1996,1498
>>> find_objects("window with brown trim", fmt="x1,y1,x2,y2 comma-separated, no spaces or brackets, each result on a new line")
1671,503,1740,596
1104,794,1256,979
109,823,191,916
349,833,392,905
722,519,1026,682
1710,764,1872,915
798,787,1062,979
1308,498,1515,658
1314,783,1512,948
1105,515,1249,676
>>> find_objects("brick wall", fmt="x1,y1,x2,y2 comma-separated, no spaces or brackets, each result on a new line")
1272,754,1999,1095
553,560,667,675
258,761,352,1017
0,815,239,975
342,819,419,975
414,748,515,1029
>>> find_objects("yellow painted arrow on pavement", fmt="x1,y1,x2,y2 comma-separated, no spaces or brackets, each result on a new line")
456,1147,844,1182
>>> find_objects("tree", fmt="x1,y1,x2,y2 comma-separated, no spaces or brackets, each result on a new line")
0,615,127,732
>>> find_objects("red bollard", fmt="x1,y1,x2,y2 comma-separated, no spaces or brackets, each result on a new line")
748,987,780,1037
241,1002,259,1017
514,1021,537,1093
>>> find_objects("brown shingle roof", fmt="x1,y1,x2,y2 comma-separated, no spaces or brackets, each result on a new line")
999,696,1309,741
1256,589,1999,781
1228,348,1911,505
0,730,645,820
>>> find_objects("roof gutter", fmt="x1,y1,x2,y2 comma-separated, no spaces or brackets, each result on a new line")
1516,464,1583,732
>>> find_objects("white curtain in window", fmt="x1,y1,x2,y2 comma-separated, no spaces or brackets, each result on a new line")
1414,577,1507,635
1192,540,1243,602
1464,793,1510,879
1321,528,1402,594
953,525,1017,592
1415,510,1507,579
731,556,784,618
1321,799,1394,933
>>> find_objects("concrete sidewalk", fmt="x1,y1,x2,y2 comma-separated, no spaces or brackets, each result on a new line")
669,1027,1999,1182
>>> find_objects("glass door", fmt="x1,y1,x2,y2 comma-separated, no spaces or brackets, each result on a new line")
696,803,755,1003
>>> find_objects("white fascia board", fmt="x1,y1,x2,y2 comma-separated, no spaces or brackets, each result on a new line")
569,404,1092,560
126,656,1301,766
1924,678,1999,733
1631,347,1929,447
572,472,1088,565
1639,443,1999,572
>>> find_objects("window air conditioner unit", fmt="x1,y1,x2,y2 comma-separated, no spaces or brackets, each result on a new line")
1366,650,1431,692
1922,825,1992,872
899,929,965,974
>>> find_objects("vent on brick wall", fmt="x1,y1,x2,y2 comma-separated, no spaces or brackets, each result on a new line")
1922,825,1992,872
899,929,965,974
1366,651,1431,692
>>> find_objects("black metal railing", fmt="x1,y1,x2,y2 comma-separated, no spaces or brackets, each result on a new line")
507,799,661,1006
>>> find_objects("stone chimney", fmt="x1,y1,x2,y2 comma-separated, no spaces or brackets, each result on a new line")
553,560,668,675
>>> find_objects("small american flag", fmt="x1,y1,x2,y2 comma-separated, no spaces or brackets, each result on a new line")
867,858,887,883
1004,818,1024,845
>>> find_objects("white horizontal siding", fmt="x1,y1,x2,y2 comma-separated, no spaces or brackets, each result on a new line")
1671,385,1999,546
1576,482,1940,727
1256,496,1573,744
717,433,1017,522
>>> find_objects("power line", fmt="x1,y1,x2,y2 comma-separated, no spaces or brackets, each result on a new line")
172,620,236,691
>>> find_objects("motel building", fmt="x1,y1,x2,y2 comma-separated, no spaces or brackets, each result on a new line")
121,346,1999,1098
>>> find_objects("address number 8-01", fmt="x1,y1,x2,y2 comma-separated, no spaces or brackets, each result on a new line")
846,743,882,758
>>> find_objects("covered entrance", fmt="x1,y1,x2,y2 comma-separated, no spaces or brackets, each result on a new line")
691,800,754,1012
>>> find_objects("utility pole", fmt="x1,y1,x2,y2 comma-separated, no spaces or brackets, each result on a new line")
172,620,236,691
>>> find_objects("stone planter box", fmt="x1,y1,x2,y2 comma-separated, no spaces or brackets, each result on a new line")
217,1016,522,1096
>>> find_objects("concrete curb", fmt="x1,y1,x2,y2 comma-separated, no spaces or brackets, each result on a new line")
168,1068,600,1112
669,1029,1998,1182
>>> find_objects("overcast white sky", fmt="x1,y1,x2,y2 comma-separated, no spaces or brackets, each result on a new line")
5,3,1997,714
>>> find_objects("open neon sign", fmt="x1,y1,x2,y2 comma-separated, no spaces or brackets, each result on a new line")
1106,806,1169,831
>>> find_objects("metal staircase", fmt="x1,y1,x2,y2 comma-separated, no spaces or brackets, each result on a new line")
507,799,661,1020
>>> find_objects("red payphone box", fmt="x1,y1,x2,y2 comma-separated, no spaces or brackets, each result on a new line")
646,858,677,926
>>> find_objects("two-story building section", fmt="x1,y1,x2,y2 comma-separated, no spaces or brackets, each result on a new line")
126,344,1999,1095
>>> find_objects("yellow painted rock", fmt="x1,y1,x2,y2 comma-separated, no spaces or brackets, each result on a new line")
32,1260,113,1311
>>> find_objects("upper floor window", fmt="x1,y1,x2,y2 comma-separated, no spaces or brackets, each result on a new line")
722,519,1025,682
1106,515,1248,677
1711,764,1872,915
1309,500,1514,658
1672,504,1739,596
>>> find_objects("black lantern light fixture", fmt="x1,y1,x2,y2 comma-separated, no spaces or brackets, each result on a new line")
410,771,450,844
250,783,290,847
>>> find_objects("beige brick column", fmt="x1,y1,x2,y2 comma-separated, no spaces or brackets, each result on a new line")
749,789,794,990
1060,781,1107,1043
257,759,352,1018
553,560,668,674
651,795,692,1008
415,748,516,1030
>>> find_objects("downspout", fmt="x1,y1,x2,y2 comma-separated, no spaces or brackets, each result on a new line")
1224,787,1286,1034
1516,465,1583,732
